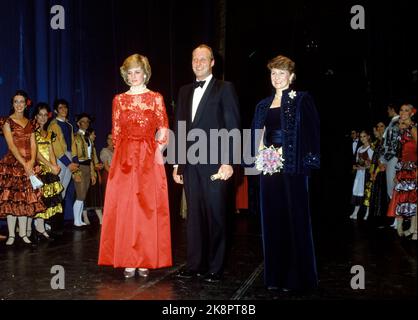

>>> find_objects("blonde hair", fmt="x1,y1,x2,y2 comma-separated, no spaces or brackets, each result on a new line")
192,44,214,60
267,55,296,83
120,53,152,85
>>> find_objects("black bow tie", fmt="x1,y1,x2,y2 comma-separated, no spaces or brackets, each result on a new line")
193,80,206,89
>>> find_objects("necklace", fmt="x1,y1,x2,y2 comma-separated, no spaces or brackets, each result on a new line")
129,84,147,94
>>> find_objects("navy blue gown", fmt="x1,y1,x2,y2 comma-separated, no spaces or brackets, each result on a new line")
260,107,317,290
250,89,320,291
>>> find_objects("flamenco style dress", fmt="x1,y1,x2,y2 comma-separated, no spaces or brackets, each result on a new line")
250,89,320,291
34,130,63,219
98,91,172,269
387,124,417,219
0,118,45,217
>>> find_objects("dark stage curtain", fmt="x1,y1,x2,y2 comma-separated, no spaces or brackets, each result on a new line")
0,0,216,222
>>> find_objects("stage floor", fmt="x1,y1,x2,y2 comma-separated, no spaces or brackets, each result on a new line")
0,212,416,300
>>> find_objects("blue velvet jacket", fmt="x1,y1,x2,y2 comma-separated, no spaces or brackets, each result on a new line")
249,88,320,176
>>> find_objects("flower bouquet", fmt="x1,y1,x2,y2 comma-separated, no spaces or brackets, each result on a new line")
255,145,285,175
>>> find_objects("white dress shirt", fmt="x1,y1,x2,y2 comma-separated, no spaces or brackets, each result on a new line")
191,74,213,122
352,138,359,155
78,129,92,159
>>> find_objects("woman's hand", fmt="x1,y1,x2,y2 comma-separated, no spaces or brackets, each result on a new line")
51,164,61,175
23,161,34,176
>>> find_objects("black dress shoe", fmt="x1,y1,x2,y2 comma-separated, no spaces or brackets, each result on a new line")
203,273,222,283
267,286,280,291
177,269,200,279
35,231,54,242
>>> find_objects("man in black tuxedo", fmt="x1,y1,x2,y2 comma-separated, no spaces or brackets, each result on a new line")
343,129,360,212
350,129,360,166
173,44,241,283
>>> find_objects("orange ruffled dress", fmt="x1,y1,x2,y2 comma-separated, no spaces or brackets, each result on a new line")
98,91,172,269
0,118,46,217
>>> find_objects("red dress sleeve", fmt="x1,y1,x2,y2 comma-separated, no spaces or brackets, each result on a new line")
154,93,169,145
112,95,121,148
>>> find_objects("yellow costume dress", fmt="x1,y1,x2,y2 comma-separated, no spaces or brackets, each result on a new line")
35,130,64,219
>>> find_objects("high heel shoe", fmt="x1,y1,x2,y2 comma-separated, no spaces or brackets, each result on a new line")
138,268,149,277
123,268,136,279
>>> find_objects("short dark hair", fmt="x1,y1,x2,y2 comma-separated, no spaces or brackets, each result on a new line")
53,98,69,111
387,103,399,113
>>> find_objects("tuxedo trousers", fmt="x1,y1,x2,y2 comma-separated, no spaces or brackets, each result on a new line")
183,165,230,274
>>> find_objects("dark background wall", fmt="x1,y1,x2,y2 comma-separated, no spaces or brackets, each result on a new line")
0,0,416,217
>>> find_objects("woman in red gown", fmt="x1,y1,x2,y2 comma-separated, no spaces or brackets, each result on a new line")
98,54,172,278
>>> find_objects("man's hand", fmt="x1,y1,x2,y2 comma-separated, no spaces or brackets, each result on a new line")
69,162,79,173
216,164,233,180
173,167,183,184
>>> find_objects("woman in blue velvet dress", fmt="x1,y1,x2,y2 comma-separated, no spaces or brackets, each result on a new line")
250,55,320,292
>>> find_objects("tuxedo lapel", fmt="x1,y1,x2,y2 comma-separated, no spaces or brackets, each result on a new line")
191,77,216,128
185,86,194,124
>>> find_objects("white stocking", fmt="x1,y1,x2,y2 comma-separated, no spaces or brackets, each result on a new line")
73,200,86,226
95,209,103,225
350,206,360,219
364,207,369,220
6,215,17,244
35,218,46,233
27,217,33,236
18,216,31,243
